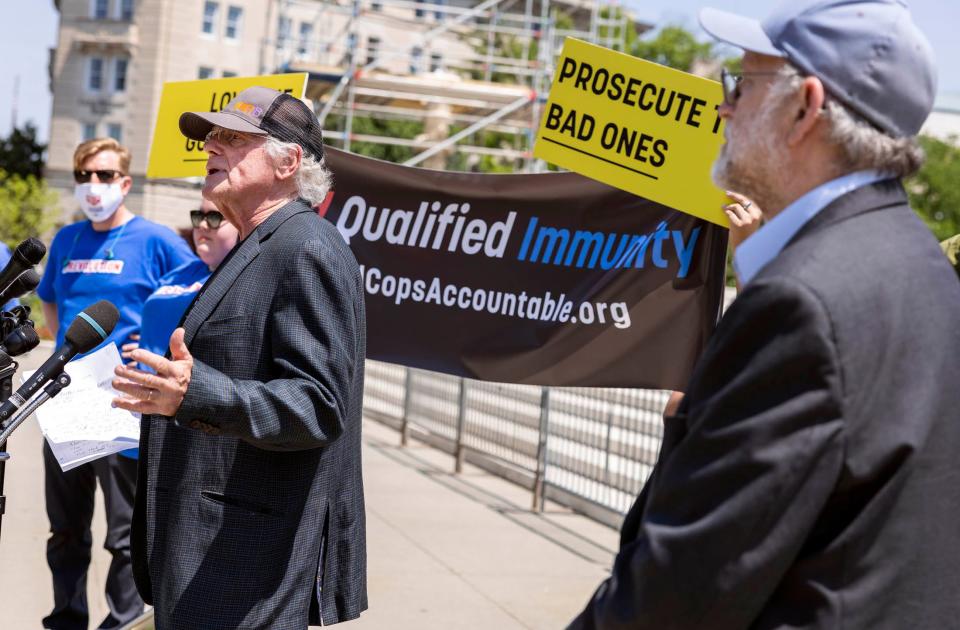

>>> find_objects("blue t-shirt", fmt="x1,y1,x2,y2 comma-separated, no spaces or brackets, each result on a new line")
120,259,210,460
139,259,210,360
0,242,21,312
37,217,197,459
38,216,196,351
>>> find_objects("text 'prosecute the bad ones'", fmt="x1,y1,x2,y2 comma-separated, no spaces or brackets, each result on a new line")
542,56,723,173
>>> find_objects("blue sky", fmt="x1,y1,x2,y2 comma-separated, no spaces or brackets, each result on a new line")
3,1,959,142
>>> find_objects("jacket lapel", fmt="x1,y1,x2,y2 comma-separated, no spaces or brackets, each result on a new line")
181,235,260,346
180,199,313,346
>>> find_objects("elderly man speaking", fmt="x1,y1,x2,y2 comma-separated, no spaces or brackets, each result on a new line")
113,87,367,628
569,2,960,629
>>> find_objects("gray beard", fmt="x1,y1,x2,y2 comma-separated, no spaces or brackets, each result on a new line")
711,135,786,213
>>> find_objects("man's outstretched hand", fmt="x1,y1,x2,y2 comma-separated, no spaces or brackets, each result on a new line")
113,327,193,417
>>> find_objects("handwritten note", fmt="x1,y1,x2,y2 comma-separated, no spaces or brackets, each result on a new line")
26,344,140,471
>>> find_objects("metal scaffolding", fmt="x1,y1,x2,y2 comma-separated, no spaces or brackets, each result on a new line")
263,0,647,171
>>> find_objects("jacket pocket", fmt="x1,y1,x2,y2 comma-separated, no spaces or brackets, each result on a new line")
199,490,283,518
196,314,251,338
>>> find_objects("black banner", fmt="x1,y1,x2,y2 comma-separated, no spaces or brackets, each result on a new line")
323,147,727,389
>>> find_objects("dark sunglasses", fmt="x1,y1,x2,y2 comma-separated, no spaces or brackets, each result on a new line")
190,210,226,229
720,68,787,107
73,169,125,183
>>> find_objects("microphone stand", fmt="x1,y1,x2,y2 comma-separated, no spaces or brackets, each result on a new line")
0,355,18,543
0,371,71,542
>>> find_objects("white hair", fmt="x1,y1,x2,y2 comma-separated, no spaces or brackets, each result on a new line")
263,137,333,205
773,68,925,178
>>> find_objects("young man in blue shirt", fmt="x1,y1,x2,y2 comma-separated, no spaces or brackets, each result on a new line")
37,138,195,630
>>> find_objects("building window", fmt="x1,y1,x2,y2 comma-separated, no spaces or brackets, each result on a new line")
298,22,313,56
277,15,291,47
410,46,422,74
430,52,442,72
366,37,380,66
202,1,218,35
82,123,97,141
415,0,424,18
371,0,382,10
107,123,123,143
93,0,109,19
434,0,445,21
222,70,237,77
88,57,104,91
225,5,243,40
198,66,214,79
119,0,134,20
113,58,128,92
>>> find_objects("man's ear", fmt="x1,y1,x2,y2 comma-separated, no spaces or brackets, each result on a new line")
787,76,825,147
120,174,133,196
275,144,303,181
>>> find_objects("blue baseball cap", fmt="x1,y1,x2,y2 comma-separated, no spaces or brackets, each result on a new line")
699,0,937,137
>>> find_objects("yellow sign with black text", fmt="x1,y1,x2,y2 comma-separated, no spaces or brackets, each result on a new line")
534,39,728,226
146,73,308,179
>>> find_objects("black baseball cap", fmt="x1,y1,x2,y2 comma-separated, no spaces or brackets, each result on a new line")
179,86,325,160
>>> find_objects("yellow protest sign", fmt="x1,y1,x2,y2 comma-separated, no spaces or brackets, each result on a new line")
534,39,728,226
146,73,308,179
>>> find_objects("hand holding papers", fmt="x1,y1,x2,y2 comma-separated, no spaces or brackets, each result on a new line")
28,343,140,471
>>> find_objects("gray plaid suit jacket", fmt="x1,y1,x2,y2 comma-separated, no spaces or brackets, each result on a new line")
131,199,367,629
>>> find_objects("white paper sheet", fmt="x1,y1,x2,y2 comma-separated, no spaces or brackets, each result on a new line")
26,344,140,471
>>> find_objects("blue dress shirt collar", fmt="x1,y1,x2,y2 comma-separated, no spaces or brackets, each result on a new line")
733,170,891,286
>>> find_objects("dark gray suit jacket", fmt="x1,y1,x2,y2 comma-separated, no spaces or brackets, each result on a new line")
570,181,960,629
131,200,367,629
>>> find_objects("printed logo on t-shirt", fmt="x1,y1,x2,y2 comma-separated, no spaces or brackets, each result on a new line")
63,259,125,274
154,281,204,296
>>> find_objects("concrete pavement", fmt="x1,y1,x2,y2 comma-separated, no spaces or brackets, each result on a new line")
0,348,619,629
354,421,618,629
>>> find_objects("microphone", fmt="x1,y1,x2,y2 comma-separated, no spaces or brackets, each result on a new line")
0,238,45,298
0,300,118,424
1,324,39,357
0,268,41,305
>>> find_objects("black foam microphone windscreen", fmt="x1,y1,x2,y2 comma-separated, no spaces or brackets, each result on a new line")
64,300,121,354
0,268,41,305
0,238,46,300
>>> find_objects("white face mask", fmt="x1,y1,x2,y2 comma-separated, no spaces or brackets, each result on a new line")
74,182,125,223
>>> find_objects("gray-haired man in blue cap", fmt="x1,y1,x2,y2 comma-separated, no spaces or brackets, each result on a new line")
569,2,960,628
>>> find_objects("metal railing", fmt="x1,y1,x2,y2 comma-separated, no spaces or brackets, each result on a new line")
363,360,669,528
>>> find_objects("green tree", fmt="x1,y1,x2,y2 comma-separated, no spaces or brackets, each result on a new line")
328,114,425,164
631,25,716,73
0,123,46,179
906,135,960,241
0,169,58,334
0,126,56,330
0,169,58,248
